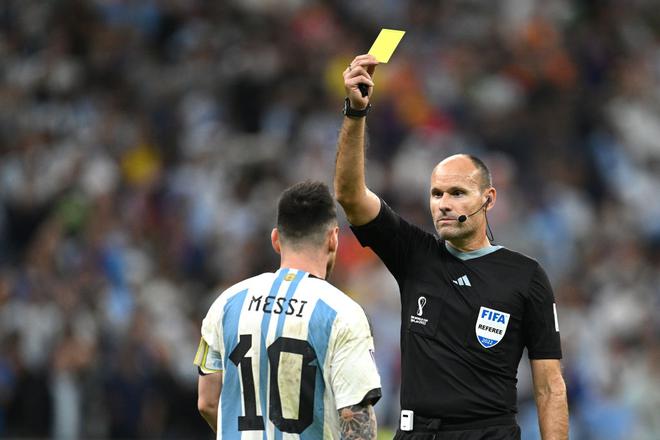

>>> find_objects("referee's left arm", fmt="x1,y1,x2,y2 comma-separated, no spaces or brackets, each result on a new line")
531,359,568,440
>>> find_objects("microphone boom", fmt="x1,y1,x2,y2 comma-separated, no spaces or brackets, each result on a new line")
456,197,490,223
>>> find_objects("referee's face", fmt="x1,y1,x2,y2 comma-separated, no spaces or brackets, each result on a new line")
429,157,487,241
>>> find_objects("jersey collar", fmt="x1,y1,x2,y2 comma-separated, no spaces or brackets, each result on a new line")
276,268,320,279
444,242,503,261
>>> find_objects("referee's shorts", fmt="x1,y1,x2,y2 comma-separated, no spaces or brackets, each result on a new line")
393,414,520,440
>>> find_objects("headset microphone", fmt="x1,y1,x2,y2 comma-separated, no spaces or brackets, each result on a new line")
457,197,491,223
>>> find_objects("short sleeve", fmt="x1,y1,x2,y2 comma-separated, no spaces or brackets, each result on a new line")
329,309,382,409
350,199,426,282
524,265,562,359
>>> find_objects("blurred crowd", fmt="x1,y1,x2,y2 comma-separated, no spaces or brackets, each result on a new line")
0,0,659,438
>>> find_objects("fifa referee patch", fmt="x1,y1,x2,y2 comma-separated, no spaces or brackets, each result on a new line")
475,306,510,348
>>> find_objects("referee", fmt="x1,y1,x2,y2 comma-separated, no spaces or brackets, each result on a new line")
334,54,568,440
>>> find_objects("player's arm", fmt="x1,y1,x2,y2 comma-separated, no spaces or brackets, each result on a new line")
334,54,381,226
337,402,377,440
198,371,222,432
194,332,224,433
530,359,568,440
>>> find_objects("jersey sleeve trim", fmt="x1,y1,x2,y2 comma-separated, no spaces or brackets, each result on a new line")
361,388,382,406
197,366,221,376
335,387,382,410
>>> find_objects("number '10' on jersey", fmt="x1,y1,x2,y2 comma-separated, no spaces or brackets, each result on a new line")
194,268,382,439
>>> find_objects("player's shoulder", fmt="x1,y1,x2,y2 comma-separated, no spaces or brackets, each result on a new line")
305,277,367,318
307,277,357,305
207,272,277,313
309,278,367,326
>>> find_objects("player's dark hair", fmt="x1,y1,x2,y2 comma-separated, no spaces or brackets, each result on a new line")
277,181,337,247
466,155,492,190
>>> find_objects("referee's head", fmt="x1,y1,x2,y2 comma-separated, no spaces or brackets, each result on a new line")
429,154,496,244
272,181,339,277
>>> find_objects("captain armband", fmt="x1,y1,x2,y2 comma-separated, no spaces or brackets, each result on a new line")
193,337,223,375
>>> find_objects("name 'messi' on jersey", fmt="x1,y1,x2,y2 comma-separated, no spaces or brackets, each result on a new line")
247,293,308,317
194,268,382,440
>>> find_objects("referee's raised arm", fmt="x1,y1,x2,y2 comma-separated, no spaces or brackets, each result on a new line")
334,54,382,227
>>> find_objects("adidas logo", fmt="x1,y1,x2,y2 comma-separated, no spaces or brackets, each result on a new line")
452,275,471,287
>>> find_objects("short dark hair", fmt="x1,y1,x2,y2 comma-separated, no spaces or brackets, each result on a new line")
277,181,337,247
466,155,492,190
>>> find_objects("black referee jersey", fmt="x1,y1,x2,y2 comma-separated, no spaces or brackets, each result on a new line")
351,200,562,421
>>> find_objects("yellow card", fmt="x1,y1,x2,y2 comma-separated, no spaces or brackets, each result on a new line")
368,29,406,63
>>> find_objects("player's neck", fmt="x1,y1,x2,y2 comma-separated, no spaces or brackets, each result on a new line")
446,234,491,253
279,252,327,280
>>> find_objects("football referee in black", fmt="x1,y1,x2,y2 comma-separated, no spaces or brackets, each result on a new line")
334,54,569,440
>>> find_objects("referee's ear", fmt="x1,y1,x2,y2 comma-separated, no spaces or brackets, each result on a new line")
485,187,497,211
271,228,282,254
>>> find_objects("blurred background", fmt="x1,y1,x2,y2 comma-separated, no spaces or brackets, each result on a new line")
0,0,659,438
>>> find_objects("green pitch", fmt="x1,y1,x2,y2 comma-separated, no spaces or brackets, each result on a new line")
378,427,395,439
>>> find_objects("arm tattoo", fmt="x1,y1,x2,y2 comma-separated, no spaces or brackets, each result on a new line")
338,403,376,440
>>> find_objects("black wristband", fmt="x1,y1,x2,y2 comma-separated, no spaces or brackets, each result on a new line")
343,97,371,118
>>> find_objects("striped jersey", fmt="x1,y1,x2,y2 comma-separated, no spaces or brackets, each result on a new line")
194,268,381,439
